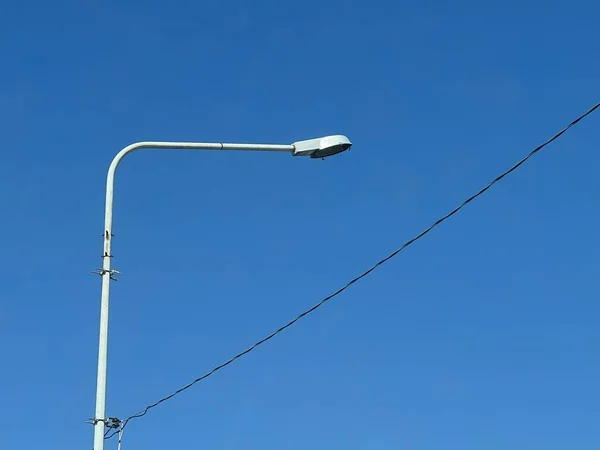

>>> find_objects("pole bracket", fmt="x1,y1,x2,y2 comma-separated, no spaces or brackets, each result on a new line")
87,417,122,428
90,268,121,281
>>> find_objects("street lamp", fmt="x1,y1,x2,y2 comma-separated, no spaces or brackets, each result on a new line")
92,135,352,450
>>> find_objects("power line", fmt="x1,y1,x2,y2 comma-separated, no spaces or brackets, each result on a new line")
108,101,600,438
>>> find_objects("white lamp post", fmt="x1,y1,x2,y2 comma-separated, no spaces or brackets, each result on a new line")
92,135,352,450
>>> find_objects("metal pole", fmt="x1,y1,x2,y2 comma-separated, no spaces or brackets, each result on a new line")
92,141,294,450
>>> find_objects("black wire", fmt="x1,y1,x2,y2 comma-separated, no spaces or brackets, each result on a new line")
103,418,124,441
118,101,600,425
104,427,120,440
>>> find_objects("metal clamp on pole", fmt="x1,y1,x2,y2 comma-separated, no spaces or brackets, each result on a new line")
90,268,121,281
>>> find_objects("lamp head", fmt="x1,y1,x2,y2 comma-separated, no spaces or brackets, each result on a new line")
292,135,352,158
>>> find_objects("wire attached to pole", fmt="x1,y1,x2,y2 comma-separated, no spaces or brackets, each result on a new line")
106,100,600,436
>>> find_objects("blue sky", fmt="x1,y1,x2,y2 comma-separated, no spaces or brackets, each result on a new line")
1,0,599,448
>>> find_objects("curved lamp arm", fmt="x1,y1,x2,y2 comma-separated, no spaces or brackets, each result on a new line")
92,134,351,450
